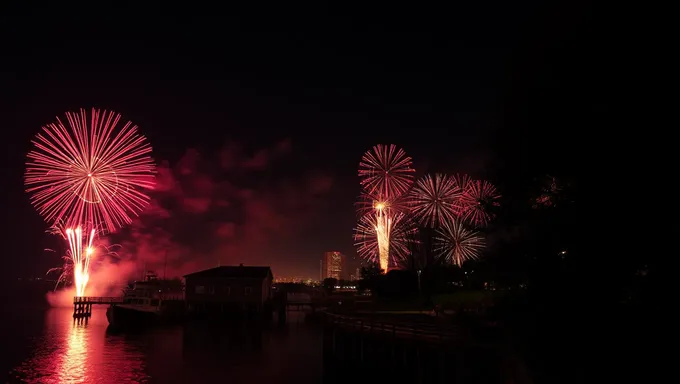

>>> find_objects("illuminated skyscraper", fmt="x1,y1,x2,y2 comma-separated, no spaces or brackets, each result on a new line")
321,251,346,280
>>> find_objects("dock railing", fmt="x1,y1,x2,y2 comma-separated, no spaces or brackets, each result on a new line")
325,312,461,343
73,296,124,304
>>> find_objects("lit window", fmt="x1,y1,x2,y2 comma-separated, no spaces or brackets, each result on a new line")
195,285,205,294
244,287,252,296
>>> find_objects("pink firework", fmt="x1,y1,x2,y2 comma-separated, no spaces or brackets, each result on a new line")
354,211,418,272
358,144,415,198
25,108,156,296
434,219,485,266
410,173,462,227
25,108,156,233
460,179,501,227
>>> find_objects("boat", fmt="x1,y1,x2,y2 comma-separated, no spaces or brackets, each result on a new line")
106,271,185,328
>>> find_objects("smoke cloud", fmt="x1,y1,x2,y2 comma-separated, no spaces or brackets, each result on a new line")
46,259,139,307
98,138,333,282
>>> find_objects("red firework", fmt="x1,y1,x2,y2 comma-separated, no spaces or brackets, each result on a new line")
460,179,501,227
410,173,462,227
533,175,565,209
25,108,156,233
358,144,415,198
453,173,472,193
353,211,418,270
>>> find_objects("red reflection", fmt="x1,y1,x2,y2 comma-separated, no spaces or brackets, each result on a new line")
12,309,148,383
57,317,88,382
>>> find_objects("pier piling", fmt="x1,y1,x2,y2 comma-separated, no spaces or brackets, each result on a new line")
72,296,124,318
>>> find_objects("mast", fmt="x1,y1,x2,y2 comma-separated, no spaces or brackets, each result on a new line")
163,250,168,280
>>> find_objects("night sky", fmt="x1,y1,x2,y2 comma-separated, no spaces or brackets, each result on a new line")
0,2,592,280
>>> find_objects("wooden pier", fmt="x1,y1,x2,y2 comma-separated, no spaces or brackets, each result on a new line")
73,296,124,318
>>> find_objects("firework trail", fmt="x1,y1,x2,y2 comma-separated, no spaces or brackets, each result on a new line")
25,108,156,296
410,173,462,227
433,219,485,267
354,211,417,271
46,225,122,292
374,199,391,272
460,179,501,227
358,144,415,198
354,194,395,271
65,227,95,297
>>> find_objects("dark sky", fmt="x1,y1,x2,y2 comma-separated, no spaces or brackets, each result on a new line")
0,2,593,280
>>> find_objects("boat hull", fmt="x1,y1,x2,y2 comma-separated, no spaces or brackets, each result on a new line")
107,305,160,329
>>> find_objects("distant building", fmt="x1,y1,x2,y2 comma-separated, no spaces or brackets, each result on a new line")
184,264,273,316
321,251,346,280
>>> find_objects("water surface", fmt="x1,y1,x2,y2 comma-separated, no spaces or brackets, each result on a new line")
5,306,323,383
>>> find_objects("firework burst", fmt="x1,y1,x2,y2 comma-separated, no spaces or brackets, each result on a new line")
410,173,462,227
460,180,501,227
25,108,155,296
434,219,484,266
354,211,418,271
358,144,415,198
25,108,156,234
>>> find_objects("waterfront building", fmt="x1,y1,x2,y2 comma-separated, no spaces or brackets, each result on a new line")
184,264,273,316
321,251,346,280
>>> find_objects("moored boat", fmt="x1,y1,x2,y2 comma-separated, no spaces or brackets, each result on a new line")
106,272,185,328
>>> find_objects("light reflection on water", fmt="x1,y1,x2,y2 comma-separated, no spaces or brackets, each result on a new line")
8,308,322,383
11,309,149,383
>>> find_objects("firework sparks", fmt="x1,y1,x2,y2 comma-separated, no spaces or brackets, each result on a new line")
65,227,96,297
533,175,567,208
25,108,156,234
46,254,74,289
25,108,156,296
354,193,404,272
453,173,472,194
354,210,417,271
410,173,462,227
434,219,484,266
358,144,415,198
355,191,411,218
46,226,121,292
460,179,501,227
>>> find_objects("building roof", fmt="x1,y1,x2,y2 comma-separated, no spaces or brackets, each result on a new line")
183,265,272,279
